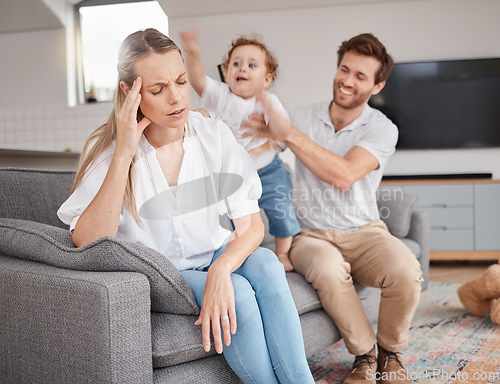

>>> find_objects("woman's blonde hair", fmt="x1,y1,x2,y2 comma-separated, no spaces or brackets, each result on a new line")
72,28,181,224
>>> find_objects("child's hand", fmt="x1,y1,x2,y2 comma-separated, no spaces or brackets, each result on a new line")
179,29,201,57
179,28,206,96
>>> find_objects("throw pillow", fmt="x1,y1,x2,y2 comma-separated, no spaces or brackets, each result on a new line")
0,218,199,315
377,190,419,238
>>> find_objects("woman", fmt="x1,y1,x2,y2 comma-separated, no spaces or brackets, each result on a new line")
57,29,314,384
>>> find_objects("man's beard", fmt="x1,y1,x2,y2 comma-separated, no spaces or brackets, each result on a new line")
333,82,372,110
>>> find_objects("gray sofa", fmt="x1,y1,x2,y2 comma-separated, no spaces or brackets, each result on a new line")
0,168,429,384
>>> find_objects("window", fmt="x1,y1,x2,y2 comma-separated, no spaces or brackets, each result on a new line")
76,0,168,103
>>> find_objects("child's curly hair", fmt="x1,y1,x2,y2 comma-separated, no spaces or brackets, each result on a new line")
221,34,278,82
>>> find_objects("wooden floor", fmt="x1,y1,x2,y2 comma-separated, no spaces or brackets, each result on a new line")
429,259,498,285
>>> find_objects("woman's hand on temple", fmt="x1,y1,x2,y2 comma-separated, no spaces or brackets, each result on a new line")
116,77,151,160
195,261,237,354
71,77,150,248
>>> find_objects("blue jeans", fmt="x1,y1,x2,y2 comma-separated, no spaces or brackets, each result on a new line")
181,245,314,384
258,154,301,238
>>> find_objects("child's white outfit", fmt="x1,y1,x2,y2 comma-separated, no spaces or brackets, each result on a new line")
201,75,287,154
200,75,300,238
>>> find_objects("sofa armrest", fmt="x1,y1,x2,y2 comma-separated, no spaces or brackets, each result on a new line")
0,218,198,314
378,190,419,238
406,210,430,290
0,255,154,384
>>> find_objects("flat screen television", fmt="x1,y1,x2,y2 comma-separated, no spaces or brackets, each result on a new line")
368,58,500,150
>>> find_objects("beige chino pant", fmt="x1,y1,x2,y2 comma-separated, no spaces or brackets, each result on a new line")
289,220,423,356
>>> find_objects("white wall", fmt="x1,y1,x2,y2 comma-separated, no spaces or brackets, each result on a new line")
0,21,111,154
169,0,500,178
0,28,67,108
0,102,111,153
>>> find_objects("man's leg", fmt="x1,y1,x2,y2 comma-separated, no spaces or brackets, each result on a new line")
338,220,423,383
289,231,376,355
338,220,423,351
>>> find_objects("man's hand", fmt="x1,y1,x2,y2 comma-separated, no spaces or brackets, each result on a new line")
242,90,293,143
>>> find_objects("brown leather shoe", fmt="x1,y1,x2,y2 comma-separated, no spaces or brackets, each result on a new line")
343,346,377,384
377,345,413,383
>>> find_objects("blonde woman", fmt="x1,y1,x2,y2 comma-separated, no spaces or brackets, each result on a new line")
57,29,314,384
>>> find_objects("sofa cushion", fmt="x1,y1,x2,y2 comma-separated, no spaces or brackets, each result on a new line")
151,312,214,368
149,274,381,368
286,271,322,315
0,218,199,315
0,168,75,229
378,190,419,238
149,274,319,369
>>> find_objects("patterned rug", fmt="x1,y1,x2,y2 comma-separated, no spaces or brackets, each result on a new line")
308,282,500,383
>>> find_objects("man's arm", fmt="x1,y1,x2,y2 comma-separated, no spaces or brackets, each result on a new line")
179,30,206,96
286,129,379,190
243,92,379,191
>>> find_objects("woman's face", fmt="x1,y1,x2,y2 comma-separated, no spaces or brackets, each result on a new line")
134,50,190,129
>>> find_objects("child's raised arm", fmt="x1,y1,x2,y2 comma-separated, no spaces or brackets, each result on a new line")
179,29,206,97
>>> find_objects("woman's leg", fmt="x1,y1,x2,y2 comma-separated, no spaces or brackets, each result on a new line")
234,247,315,384
181,257,280,383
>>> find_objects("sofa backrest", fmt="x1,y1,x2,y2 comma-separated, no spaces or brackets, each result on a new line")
0,168,75,229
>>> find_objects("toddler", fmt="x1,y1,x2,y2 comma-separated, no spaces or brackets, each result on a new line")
180,30,300,271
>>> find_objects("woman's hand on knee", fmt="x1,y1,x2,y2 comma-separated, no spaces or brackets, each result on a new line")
195,264,237,354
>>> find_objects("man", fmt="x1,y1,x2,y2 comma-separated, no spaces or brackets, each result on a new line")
244,33,423,384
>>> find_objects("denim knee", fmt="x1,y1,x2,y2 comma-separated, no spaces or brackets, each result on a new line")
243,248,285,277
235,247,289,295
231,273,259,319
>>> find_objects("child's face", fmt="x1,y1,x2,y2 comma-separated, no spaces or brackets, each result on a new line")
226,44,273,100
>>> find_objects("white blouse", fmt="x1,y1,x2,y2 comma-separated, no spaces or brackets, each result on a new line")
57,112,262,271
